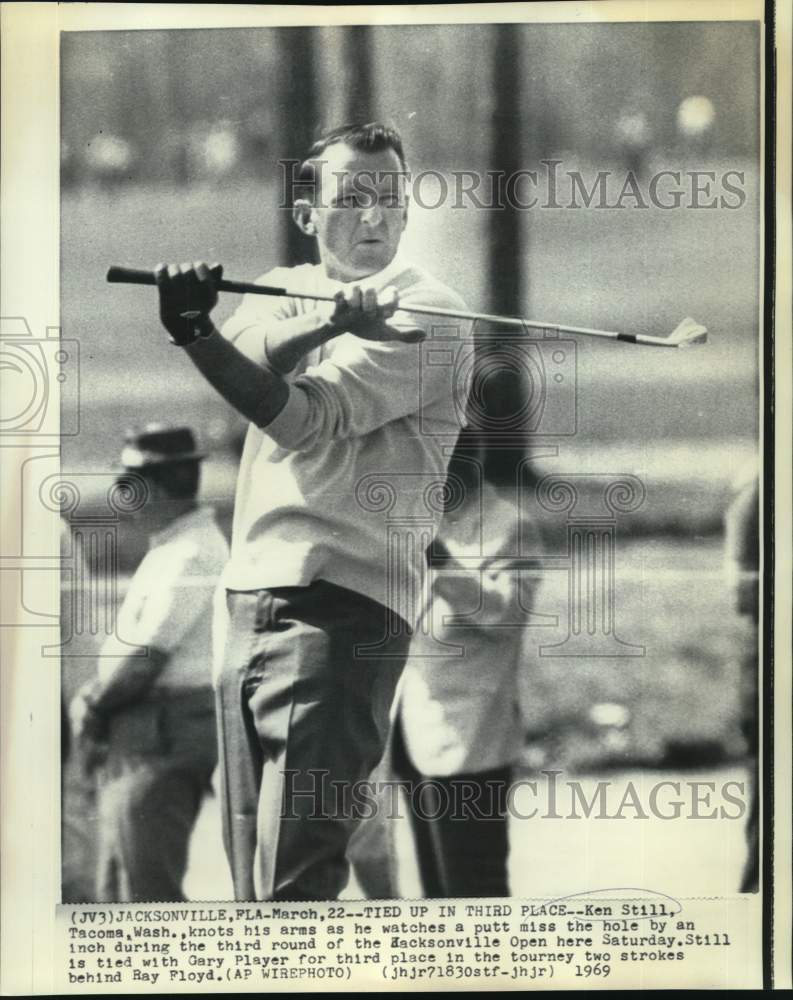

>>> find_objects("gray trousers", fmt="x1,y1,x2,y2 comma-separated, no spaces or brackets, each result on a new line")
96,688,217,902
215,582,410,901
348,718,512,899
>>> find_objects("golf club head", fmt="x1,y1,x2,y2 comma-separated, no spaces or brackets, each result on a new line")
668,316,708,348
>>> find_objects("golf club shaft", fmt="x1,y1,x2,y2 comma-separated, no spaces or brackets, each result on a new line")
106,265,679,348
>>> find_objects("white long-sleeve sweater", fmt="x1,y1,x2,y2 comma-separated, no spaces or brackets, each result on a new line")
219,253,471,624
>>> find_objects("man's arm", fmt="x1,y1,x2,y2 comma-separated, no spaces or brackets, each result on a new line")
69,646,169,743
157,263,421,427
263,281,472,452
247,286,424,372
98,646,171,711
71,536,218,737
156,261,323,427
184,329,292,427
230,309,338,371
75,647,169,716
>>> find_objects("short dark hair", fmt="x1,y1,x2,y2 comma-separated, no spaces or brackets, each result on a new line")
296,122,407,203
307,122,406,169
143,460,201,501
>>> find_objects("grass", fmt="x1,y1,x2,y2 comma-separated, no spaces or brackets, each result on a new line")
518,537,755,772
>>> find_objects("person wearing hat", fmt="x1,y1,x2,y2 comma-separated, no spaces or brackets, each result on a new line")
69,425,229,902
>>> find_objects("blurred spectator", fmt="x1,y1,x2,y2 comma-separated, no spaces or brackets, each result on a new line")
69,425,228,902
724,472,759,892
351,455,545,897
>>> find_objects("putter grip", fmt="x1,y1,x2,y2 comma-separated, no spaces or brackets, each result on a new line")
106,265,293,299
107,265,157,286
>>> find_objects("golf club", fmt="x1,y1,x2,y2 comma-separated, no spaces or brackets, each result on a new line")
106,265,708,349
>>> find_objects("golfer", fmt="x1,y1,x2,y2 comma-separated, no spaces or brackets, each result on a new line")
154,122,469,900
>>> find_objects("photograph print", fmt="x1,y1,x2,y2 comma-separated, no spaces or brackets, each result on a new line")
57,13,764,906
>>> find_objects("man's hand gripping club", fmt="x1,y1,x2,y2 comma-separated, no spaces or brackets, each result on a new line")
155,261,224,345
152,261,424,430
323,285,425,344
155,260,424,347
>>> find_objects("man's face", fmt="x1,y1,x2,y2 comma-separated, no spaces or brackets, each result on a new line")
307,143,408,283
